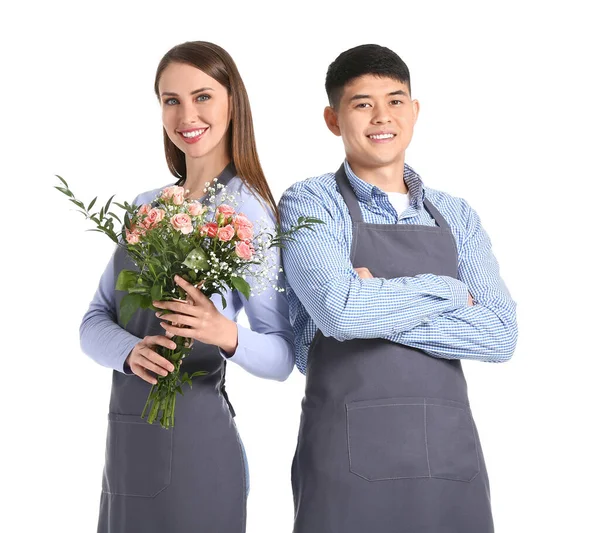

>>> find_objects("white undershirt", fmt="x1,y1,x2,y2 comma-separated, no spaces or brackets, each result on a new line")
385,191,410,219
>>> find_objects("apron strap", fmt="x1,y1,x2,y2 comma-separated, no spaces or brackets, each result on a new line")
335,164,364,223
335,163,451,230
423,198,450,230
220,360,236,418
217,161,237,187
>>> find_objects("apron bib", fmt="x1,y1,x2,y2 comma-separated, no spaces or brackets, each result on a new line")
98,164,246,533
292,165,493,533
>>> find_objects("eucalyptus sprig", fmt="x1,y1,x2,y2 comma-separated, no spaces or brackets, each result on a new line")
54,175,133,244
268,216,325,248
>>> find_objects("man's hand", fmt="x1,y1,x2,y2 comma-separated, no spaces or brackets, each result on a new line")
354,267,373,279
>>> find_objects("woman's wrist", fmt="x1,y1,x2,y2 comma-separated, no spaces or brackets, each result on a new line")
218,318,239,356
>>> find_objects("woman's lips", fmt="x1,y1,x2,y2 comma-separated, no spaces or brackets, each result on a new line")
178,127,208,144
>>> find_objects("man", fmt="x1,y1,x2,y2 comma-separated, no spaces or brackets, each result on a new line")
278,44,517,533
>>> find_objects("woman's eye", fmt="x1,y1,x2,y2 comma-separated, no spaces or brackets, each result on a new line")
196,94,210,102
164,98,178,105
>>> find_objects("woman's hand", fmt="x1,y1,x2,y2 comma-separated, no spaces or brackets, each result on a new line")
154,275,239,355
126,335,176,384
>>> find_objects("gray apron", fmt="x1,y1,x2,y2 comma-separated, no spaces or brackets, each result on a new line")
98,164,247,533
291,165,493,533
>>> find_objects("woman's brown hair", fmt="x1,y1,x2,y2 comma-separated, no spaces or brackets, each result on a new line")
154,41,278,220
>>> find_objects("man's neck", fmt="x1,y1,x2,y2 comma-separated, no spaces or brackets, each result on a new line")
347,157,408,194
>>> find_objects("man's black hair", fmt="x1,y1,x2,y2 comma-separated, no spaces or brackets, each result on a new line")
325,44,411,108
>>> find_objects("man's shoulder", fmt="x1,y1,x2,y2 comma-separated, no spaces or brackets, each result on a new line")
280,172,340,204
424,185,479,236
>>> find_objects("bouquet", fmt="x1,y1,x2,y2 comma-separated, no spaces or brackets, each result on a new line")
56,175,321,428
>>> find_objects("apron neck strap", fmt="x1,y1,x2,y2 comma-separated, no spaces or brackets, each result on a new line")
335,164,364,222
335,163,450,230
423,199,450,229
217,161,237,187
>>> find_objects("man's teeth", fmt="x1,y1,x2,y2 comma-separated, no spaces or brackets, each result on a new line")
369,133,395,140
181,129,206,138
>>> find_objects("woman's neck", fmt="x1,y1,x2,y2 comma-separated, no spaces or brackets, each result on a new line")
182,151,231,200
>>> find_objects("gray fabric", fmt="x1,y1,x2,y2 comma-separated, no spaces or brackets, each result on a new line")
291,165,493,533
97,164,247,533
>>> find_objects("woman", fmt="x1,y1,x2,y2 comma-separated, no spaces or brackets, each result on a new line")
80,41,294,533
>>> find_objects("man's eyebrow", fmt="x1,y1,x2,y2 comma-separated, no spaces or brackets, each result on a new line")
349,93,371,101
389,89,409,97
349,89,409,102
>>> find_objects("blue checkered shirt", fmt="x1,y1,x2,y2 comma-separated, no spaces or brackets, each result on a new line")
279,160,518,374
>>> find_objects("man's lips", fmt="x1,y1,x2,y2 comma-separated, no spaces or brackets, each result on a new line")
367,132,396,143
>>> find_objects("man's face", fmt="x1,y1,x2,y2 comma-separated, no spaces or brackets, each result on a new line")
325,74,419,169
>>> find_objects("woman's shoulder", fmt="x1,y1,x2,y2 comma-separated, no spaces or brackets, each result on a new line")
132,182,176,207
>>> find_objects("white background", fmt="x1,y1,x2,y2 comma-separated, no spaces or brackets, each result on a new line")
2,0,599,531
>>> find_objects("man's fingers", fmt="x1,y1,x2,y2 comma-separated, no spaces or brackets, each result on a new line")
354,267,374,279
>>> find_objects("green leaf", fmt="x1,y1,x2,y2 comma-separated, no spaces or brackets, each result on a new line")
231,276,251,300
183,247,209,271
115,270,138,291
176,386,184,395
69,198,85,209
108,211,122,223
190,370,208,379
151,283,163,302
120,293,142,327
140,295,153,309
55,175,69,188
221,293,227,310
105,194,115,213
87,197,97,211
54,186,73,198
124,212,131,230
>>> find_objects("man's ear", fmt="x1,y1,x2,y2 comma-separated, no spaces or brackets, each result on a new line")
324,106,342,136
412,98,420,123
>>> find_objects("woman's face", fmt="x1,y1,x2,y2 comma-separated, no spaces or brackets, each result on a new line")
158,62,231,160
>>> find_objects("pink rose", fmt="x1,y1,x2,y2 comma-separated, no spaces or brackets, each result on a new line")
233,213,253,230
188,202,206,217
142,208,165,229
217,224,235,241
137,204,151,216
125,224,144,244
161,185,185,201
235,241,254,260
172,189,185,205
236,226,253,241
200,222,218,238
217,204,236,218
170,213,193,234
125,229,140,244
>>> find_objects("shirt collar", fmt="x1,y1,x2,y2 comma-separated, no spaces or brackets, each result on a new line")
343,159,425,209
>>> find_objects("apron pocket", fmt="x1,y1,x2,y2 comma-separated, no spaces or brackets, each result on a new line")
102,413,173,497
346,397,480,482
346,398,430,480
425,399,480,482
